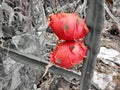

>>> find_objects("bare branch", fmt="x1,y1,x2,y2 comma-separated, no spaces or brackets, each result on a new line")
104,3,120,26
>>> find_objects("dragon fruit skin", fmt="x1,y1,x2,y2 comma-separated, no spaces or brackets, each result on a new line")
49,12,89,41
50,41,87,69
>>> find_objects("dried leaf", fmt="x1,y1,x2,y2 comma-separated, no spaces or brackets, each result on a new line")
1,2,14,13
1,2,15,25
0,6,3,37
16,12,28,22
9,12,14,25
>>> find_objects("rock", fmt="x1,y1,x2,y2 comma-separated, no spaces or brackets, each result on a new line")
97,47,120,65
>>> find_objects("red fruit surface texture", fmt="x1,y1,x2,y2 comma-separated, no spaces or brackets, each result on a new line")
50,41,87,69
49,12,89,41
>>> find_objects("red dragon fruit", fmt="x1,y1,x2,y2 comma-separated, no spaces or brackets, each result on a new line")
50,41,87,69
49,12,89,41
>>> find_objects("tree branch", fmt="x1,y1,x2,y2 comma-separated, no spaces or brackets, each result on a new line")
104,3,120,26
